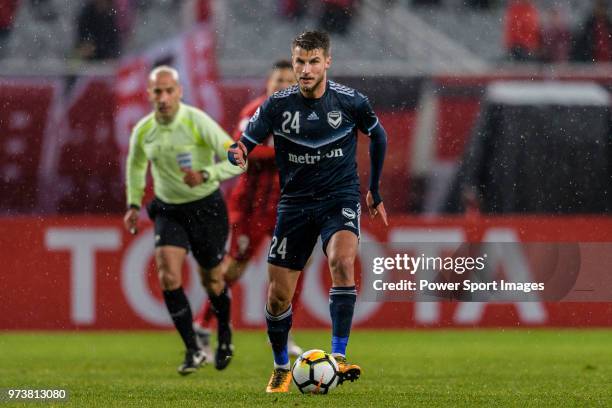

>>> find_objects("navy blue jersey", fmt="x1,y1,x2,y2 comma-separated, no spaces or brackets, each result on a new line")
242,80,380,211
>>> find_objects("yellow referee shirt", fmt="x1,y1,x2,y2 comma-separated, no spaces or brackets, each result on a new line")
126,103,245,206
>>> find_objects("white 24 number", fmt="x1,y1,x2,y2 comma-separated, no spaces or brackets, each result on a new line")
269,236,287,259
281,111,300,134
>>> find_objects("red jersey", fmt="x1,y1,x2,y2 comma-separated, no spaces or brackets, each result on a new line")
593,17,612,62
228,95,280,226
504,1,540,52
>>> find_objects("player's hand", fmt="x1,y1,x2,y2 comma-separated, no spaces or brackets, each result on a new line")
366,191,388,226
181,168,207,187
228,141,248,169
123,208,139,235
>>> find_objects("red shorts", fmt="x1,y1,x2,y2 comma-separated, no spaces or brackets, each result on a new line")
229,209,277,261
228,167,279,261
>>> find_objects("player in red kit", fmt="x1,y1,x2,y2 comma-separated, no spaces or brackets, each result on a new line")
193,60,303,360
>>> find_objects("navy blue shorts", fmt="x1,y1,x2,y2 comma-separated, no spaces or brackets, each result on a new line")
267,199,361,270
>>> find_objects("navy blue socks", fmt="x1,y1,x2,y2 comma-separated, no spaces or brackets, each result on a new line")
329,286,357,356
266,305,292,369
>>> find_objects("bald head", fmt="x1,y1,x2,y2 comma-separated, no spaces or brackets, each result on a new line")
147,65,182,124
149,65,180,84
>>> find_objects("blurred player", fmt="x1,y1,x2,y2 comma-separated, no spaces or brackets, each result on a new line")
228,31,388,392
124,66,244,375
193,60,303,360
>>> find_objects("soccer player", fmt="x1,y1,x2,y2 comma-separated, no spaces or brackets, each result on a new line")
228,31,388,392
193,60,303,359
123,66,244,375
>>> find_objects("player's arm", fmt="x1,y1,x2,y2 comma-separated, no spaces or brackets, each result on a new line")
232,112,275,161
228,134,260,168
228,102,274,167
366,122,388,226
355,92,389,226
191,111,246,186
124,124,148,234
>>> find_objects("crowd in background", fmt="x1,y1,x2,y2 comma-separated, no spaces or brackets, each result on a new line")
0,0,19,57
1,0,612,62
407,0,612,64
504,0,612,63
278,0,360,35
73,0,212,60
0,0,359,61
0,0,212,60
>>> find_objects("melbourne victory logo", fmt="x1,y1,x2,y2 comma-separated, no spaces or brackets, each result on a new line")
327,111,342,129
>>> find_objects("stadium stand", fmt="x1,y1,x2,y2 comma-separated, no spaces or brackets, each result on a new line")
4,0,80,62
215,0,488,76
1,0,605,73
413,0,596,62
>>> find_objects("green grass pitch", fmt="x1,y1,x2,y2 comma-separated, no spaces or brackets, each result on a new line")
1,330,611,407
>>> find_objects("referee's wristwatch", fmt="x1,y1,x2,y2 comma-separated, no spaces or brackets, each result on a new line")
200,170,210,183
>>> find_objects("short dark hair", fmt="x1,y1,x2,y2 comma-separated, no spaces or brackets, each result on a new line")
291,31,330,55
272,59,292,70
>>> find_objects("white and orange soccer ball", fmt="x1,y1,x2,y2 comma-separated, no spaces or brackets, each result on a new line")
291,349,339,394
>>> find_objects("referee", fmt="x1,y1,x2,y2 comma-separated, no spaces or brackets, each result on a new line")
123,66,244,375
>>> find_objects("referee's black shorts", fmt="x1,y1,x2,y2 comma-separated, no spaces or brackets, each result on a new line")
146,190,228,269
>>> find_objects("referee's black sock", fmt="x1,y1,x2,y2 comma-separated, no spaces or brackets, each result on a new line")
163,287,198,351
209,285,231,343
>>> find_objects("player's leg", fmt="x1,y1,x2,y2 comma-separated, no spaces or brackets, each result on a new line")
193,247,248,334
224,258,249,282
228,212,303,357
194,241,247,328
325,231,361,383
149,199,206,376
267,264,301,367
194,212,253,330
265,264,301,393
326,231,358,351
192,299,214,362
193,210,261,364
321,201,362,384
188,191,233,370
156,245,200,351
223,176,253,283
287,272,305,357
225,210,263,282
265,209,318,393
193,301,215,328
156,245,206,375
193,259,238,355
199,261,233,370
193,255,247,363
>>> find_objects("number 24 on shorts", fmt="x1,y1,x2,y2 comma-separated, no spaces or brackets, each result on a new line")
269,236,287,259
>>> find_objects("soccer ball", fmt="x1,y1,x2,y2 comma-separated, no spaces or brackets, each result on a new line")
291,349,339,394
